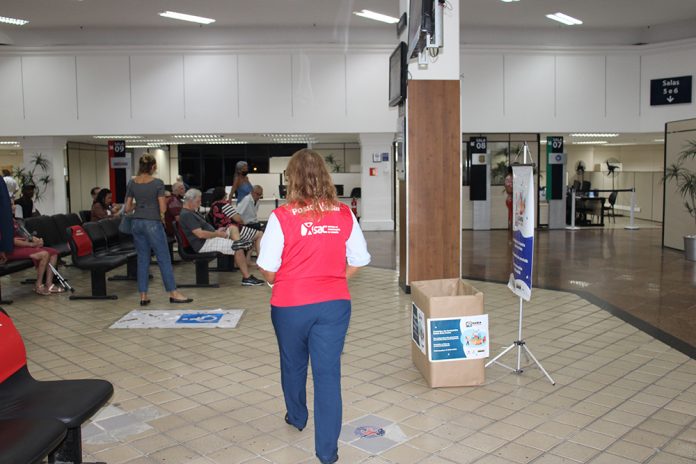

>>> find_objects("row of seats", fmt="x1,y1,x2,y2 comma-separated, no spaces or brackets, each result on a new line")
0,308,113,464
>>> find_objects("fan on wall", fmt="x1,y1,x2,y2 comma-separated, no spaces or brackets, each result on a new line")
606,158,621,190
575,160,586,182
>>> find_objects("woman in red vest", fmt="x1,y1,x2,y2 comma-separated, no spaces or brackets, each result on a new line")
258,149,370,464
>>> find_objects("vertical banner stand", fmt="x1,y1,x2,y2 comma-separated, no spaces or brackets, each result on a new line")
566,188,581,230
486,144,555,385
485,297,555,385
624,188,640,230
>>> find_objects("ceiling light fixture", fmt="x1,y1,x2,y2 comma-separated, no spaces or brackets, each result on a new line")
546,12,583,26
352,10,399,24
573,141,608,145
0,15,29,26
500,0,520,3
570,133,618,138
93,135,142,139
158,11,215,25
0,141,19,145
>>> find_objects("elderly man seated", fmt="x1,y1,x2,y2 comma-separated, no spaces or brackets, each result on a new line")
179,189,264,286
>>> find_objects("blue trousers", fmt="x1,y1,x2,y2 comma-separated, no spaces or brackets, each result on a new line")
271,299,351,463
131,218,176,293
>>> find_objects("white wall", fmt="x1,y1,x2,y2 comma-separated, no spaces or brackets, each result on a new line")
0,47,397,136
460,39,696,133
359,133,394,231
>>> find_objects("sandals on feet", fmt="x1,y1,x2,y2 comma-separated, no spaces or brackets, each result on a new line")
35,285,51,296
48,284,66,294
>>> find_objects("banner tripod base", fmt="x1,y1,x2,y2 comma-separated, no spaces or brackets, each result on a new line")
485,298,555,385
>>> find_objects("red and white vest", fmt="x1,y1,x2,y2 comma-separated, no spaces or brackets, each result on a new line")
271,203,354,307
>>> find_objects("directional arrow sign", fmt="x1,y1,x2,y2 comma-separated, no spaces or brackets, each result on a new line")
650,76,692,106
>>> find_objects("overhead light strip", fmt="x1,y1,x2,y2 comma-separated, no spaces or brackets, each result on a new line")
546,12,583,26
573,141,608,145
93,135,142,139
571,133,618,137
352,10,399,24
159,11,215,25
0,141,19,145
0,15,29,26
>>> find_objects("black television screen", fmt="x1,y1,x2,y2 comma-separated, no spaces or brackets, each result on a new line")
389,42,407,107
407,0,434,59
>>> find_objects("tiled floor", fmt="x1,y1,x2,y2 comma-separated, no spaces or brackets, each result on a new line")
2,258,696,463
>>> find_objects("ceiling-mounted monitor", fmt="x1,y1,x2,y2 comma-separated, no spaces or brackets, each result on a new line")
407,0,434,59
389,42,407,107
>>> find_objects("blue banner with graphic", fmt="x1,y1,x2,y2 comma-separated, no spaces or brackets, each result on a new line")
508,165,535,301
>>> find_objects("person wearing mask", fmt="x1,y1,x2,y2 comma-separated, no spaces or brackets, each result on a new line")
5,204,62,295
178,189,263,286
236,185,264,228
124,155,191,306
257,149,370,464
228,160,252,203
208,186,263,266
90,188,120,221
15,184,39,218
164,181,185,237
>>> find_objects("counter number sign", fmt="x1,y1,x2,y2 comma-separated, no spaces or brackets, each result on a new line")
470,137,487,154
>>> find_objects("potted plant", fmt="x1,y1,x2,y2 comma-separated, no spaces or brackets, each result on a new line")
12,153,52,202
664,140,696,261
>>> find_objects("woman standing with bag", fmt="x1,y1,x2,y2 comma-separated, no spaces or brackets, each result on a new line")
124,155,191,306
257,149,370,464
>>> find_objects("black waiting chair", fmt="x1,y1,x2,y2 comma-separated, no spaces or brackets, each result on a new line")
173,221,219,288
98,217,135,253
66,225,128,299
0,418,66,464
603,191,618,223
83,221,139,281
23,216,70,258
0,308,113,464
78,210,91,223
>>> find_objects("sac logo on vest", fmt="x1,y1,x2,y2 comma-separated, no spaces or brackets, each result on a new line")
301,222,340,237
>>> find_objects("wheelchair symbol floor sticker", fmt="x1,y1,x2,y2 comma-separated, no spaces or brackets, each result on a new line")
109,309,244,329
338,414,408,454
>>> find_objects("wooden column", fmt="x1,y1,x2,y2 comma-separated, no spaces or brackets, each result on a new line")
399,80,461,291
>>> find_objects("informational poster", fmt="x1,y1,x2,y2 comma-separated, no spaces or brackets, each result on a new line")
428,315,489,362
411,303,426,354
508,165,535,301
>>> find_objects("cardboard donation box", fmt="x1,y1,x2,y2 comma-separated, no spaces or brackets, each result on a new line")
411,279,488,387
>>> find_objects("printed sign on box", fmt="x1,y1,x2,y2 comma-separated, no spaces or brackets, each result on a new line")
411,303,426,354
427,315,489,362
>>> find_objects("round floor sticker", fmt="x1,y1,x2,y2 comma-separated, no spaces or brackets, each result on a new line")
354,425,386,439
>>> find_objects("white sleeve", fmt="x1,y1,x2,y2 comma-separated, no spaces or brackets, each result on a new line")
257,212,284,272
346,212,371,267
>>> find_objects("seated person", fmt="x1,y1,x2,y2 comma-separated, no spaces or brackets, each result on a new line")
15,184,40,218
208,186,263,265
90,188,121,221
236,185,265,230
6,204,63,295
164,181,185,237
179,189,264,286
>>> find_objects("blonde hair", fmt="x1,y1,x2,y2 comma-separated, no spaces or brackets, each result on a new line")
285,149,338,217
